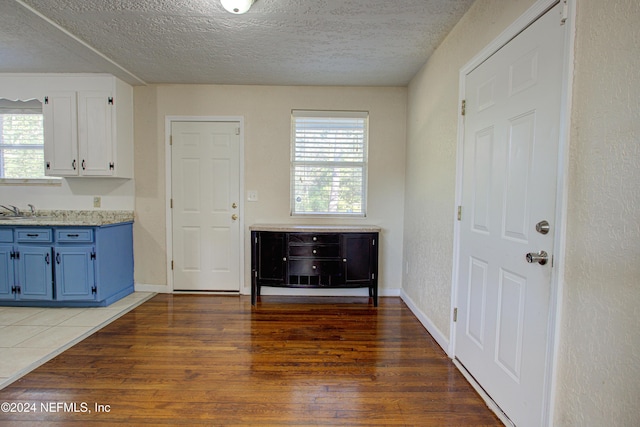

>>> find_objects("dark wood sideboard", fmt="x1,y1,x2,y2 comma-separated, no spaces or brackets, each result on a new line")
250,225,380,306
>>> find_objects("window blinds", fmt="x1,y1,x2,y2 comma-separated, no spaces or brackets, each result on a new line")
291,110,368,215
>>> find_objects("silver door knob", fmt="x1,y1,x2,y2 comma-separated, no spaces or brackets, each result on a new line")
526,250,548,265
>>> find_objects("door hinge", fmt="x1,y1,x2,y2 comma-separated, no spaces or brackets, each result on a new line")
461,99,466,116
11,286,21,294
109,162,115,170
453,307,458,322
457,206,462,221
372,273,375,280
372,239,376,246
171,260,174,270
235,127,240,136
170,135,173,146
91,286,97,294
108,97,114,105
46,162,50,170
90,251,96,260
170,199,173,209
10,250,19,260
560,0,569,25
44,96,49,104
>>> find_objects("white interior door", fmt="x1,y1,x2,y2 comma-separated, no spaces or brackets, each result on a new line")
171,121,241,291
455,3,565,426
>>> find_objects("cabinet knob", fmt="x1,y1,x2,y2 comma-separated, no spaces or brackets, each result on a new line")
312,249,317,254
313,236,317,241
312,265,317,270
343,258,347,262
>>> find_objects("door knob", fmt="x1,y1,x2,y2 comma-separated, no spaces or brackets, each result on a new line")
231,214,238,221
526,250,548,265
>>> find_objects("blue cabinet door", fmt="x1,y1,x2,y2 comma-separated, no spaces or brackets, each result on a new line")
55,247,95,300
17,246,53,300
0,244,15,300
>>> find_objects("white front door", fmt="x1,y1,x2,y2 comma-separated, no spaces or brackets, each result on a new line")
455,3,565,426
171,121,241,291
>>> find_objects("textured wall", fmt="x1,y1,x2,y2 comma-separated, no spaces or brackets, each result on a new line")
404,0,640,425
555,0,640,425
133,84,407,292
403,0,535,339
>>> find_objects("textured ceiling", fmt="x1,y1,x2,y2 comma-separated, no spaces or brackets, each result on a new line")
0,0,475,86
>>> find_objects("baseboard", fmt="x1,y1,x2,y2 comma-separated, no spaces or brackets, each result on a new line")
258,287,401,297
400,289,450,356
135,283,171,293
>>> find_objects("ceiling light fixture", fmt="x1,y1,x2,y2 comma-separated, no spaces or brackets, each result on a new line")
220,0,255,14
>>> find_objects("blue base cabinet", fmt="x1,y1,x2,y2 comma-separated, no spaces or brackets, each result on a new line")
0,222,133,307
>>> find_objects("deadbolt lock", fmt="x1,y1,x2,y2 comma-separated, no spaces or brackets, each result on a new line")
536,220,550,235
231,214,238,221
232,202,238,209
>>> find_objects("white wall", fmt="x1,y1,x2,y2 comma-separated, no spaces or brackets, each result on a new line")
403,0,640,425
133,85,407,294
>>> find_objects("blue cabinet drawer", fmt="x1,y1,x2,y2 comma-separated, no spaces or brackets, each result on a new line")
0,229,12,243
16,229,53,243
56,229,94,243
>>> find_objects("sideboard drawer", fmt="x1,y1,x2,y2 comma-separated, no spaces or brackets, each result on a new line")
289,245,340,258
288,233,340,245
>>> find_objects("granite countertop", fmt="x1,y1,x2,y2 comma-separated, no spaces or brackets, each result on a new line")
250,224,381,232
0,210,134,226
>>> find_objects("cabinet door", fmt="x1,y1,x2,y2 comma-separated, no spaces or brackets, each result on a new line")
55,247,96,301
0,244,15,300
43,91,79,177
342,234,375,284
16,246,53,300
257,232,287,283
78,91,113,176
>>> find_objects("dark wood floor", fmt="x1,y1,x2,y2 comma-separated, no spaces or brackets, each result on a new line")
0,294,501,426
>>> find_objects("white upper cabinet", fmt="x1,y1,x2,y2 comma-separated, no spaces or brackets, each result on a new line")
0,74,134,179
77,91,114,176
43,91,78,176
44,77,133,178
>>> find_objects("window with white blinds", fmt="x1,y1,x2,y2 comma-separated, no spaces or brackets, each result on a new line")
291,110,368,216
0,99,46,179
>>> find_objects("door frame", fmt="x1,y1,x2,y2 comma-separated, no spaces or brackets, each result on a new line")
450,0,575,425
165,116,246,294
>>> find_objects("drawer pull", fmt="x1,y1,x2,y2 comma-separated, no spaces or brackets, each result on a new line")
66,234,80,238
26,233,39,237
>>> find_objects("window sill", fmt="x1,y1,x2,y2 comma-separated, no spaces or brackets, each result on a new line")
0,178,62,186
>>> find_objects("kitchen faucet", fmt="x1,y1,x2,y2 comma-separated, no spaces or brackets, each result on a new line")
0,205,21,216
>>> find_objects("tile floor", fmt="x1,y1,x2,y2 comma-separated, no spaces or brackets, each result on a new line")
0,292,154,389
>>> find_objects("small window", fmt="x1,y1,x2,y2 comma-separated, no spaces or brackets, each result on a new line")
0,99,46,179
291,110,368,216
